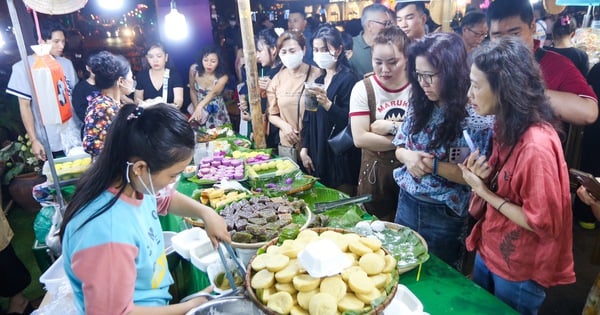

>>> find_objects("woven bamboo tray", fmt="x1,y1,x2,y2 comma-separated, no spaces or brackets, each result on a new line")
184,203,312,250
245,227,399,315
383,222,429,274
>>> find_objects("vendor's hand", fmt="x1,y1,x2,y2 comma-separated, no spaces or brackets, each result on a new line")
464,149,492,180
300,149,315,174
457,163,488,195
577,186,600,207
282,125,300,145
183,286,213,310
32,139,47,161
201,207,231,248
370,120,395,136
404,150,433,178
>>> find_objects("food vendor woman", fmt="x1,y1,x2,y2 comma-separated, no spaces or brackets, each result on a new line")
60,104,231,315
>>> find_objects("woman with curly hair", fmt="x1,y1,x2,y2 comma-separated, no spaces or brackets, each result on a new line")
188,45,230,127
459,37,573,314
393,32,493,270
83,51,135,158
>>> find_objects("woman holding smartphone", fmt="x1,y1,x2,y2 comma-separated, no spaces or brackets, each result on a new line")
393,33,493,271
459,38,574,314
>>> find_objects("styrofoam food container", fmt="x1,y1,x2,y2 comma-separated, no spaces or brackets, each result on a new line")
172,227,211,260
190,243,230,272
39,255,67,292
163,231,177,255
207,258,245,294
383,284,426,315
298,239,352,278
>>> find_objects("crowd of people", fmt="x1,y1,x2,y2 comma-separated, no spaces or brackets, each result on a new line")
3,0,600,314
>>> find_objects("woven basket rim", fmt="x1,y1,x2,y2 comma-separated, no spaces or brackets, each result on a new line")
244,227,399,315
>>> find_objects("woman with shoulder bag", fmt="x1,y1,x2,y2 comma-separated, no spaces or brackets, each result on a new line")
300,24,360,195
349,26,411,221
267,31,321,164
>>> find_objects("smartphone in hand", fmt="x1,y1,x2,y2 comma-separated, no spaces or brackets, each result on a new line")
570,168,600,199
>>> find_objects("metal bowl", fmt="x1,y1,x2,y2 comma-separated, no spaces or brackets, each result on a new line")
185,296,265,315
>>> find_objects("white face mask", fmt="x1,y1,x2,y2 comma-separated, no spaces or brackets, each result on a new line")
313,52,337,70
279,52,304,70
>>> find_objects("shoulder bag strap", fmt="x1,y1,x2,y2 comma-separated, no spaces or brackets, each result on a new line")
162,68,170,102
297,65,312,127
363,74,376,123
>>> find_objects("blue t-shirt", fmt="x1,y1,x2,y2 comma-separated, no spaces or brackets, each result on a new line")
63,190,172,314
393,105,494,215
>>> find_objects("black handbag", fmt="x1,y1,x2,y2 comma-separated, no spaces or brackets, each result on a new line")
328,123,354,155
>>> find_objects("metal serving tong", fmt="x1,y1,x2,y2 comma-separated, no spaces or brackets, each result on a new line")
313,194,372,213
216,242,247,290
180,242,247,303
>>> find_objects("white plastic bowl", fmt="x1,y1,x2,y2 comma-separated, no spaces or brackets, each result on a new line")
298,239,351,278
207,258,245,294
190,243,230,272
39,255,67,292
383,284,425,315
171,227,211,260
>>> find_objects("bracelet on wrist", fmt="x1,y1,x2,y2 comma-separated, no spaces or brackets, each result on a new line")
497,199,509,211
432,157,438,176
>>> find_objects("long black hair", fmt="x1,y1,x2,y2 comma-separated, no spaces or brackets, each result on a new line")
312,24,350,72
472,38,558,146
407,32,469,149
60,103,195,240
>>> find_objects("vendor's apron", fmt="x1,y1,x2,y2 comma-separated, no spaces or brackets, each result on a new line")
357,149,400,221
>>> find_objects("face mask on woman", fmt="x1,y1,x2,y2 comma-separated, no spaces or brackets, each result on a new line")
280,52,304,70
313,52,337,69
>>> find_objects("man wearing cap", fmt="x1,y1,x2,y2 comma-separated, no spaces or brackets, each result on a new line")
395,1,428,40
6,18,78,161
349,4,395,77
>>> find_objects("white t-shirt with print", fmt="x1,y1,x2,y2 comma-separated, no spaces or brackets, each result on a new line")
349,75,411,122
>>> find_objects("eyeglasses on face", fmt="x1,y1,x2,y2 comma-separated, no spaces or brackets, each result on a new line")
415,71,439,84
369,20,393,27
466,27,487,38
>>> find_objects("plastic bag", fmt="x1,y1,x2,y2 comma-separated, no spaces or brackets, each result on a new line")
34,206,55,244
45,208,63,256
31,278,77,315
59,118,83,156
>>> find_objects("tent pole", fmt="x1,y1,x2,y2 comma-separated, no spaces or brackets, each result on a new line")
7,0,66,214
237,0,266,149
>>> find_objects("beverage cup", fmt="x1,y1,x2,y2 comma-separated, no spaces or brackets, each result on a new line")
304,82,324,112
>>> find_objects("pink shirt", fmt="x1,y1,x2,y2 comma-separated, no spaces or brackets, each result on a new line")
466,123,575,288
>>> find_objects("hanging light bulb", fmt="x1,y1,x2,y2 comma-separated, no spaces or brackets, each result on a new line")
98,0,124,11
165,0,188,40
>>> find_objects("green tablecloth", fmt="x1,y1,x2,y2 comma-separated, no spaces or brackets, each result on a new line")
401,255,518,314
174,178,518,314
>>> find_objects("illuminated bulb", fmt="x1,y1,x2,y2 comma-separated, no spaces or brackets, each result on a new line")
98,0,123,10
165,0,188,40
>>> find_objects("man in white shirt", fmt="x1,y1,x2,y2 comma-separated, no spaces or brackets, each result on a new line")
6,18,78,161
